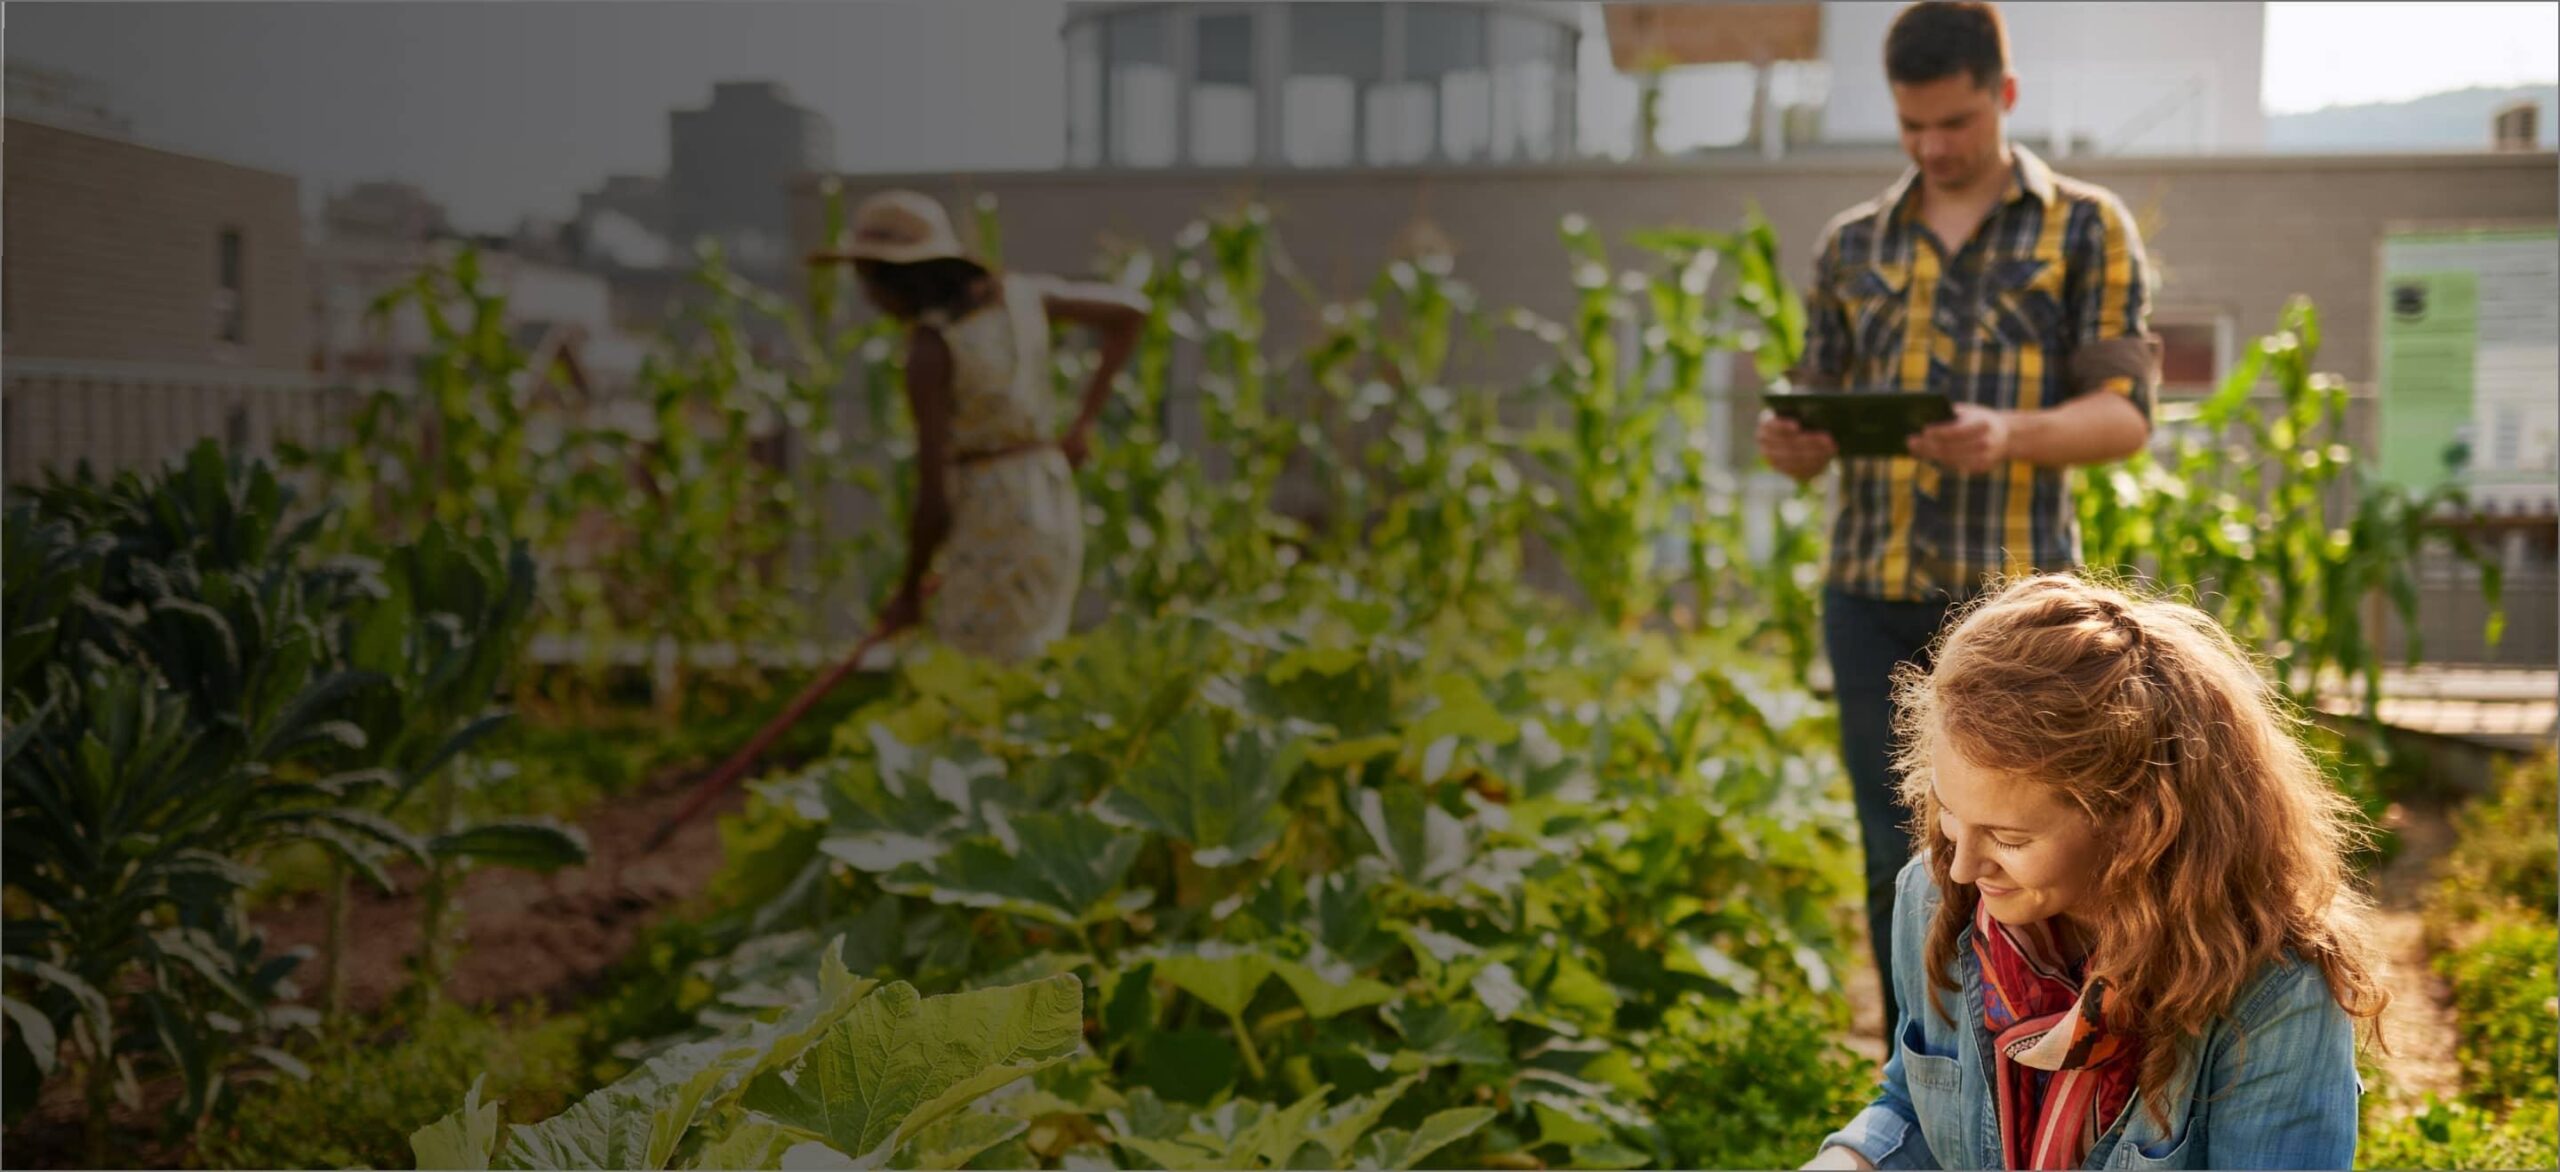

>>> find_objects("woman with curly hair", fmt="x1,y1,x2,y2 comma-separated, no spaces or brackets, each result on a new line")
1807,574,2387,1170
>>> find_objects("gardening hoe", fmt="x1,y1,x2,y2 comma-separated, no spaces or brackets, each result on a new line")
645,613,912,851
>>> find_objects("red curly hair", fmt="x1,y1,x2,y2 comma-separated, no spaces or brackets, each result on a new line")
1891,573,2388,1127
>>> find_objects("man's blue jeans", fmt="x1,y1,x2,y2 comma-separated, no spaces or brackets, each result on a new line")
1821,585,1957,1039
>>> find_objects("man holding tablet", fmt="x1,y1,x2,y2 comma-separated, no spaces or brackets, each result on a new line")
1753,0,2157,1040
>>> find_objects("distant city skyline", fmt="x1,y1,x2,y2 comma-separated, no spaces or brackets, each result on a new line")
11,1,2556,234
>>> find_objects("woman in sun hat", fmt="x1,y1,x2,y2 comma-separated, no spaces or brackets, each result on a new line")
1806,573,2388,1170
813,189,1144,664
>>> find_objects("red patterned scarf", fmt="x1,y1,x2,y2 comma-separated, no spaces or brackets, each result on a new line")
1974,901,2143,1170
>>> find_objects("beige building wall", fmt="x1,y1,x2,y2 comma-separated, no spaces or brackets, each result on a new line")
4,117,320,484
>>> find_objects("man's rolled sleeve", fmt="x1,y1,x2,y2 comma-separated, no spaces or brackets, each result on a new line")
2067,192,2158,424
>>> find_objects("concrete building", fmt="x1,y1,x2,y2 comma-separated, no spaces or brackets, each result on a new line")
3,116,317,484
309,182,649,404
1064,2,1584,169
669,81,835,280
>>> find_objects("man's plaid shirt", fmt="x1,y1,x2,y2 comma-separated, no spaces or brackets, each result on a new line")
1795,143,2158,602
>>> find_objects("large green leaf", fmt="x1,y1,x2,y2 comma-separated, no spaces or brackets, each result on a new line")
501,1036,742,1170
685,1119,794,1171
1268,955,1396,1021
0,994,57,1078
884,810,1145,928
1353,786,1470,888
813,748,973,875
740,973,1084,1166
1377,1001,1509,1071
1125,1029,1240,1105
893,1112,1029,1170
411,1073,502,1170
1308,1074,1418,1160
1148,945,1273,1020
1097,713,1303,868
1303,867,1397,969
428,819,591,873
1403,672,1517,759
1351,1108,1495,1170
499,945,872,1170
1107,1089,1333,1171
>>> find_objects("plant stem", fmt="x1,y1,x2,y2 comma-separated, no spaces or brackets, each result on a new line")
1225,1008,1267,1084
82,1027,114,1169
417,759,462,1005
324,864,349,1024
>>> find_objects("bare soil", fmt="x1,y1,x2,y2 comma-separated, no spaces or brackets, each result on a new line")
255,766,744,1015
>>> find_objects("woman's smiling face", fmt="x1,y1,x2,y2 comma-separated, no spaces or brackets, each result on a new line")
1930,737,2106,928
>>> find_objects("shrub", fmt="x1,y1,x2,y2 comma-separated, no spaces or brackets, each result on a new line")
2437,914,2559,1109
194,1001,586,1171
2358,1095,2558,1171
2432,752,2559,930
1648,991,1873,1170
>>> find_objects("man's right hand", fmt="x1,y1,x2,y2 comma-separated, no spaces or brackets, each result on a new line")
1758,410,1840,483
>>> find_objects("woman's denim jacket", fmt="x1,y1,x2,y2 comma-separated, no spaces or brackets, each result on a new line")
1819,857,2363,1170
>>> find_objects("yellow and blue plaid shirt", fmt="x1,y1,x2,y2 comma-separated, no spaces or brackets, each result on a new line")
1798,144,2157,602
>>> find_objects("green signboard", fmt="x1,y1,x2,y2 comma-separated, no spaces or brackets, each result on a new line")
2375,227,2560,509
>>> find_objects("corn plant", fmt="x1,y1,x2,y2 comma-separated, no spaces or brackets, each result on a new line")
287,246,559,552
1302,253,1531,618
1186,208,1306,592
1630,209,1826,679
1074,238,1215,614
2078,296,2505,745
1075,210,1306,614
1513,213,1676,629
1518,208,1820,639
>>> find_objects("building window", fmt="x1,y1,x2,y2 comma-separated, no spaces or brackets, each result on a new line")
1491,14,1569,162
1404,4,1490,163
1284,4,1382,167
1067,20,1103,167
215,228,246,344
2154,316,2228,393
1191,11,1257,166
1106,9,1177,168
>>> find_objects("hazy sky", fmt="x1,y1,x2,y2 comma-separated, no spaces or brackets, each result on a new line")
9,2,1070,228
11,2,2556,232
2262,1,2559,113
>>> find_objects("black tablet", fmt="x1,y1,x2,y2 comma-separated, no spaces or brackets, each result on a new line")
1763,391,1955,457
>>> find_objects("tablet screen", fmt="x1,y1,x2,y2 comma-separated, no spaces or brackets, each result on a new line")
1764,391,1955,458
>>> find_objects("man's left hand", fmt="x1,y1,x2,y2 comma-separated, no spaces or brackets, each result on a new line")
1909,402,2012,473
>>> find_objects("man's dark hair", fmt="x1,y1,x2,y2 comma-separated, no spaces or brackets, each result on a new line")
1884,2,2009,91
